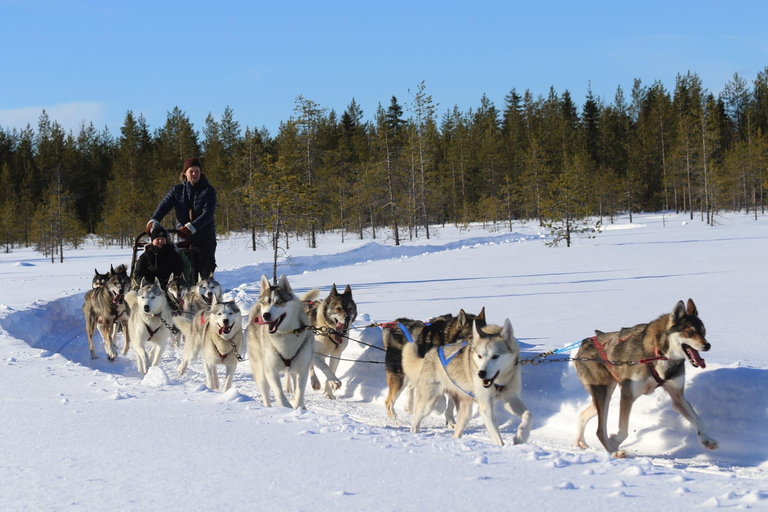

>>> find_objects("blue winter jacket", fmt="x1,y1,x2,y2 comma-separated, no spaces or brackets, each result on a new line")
152,174,217,245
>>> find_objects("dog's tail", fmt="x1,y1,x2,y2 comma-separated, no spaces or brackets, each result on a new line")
123,289,138,309
172,314,194,339
401,342,426,384
300,289,321,312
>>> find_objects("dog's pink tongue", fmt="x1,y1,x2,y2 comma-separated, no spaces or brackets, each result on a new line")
253,316,268,325
335,321,345,343
689,347,706,368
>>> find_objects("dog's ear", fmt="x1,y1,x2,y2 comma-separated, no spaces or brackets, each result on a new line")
211,294,219,306
330,284,339,296
501,318,514,345
458,309,468,326
110,264,116,275
472,318,483,341
167,275,174,288
260,275,270,294
343,284,352,296
197,273,203,283
671,300,686,323
277,274,292,293
140,277,147,288
94,268,99,276
154,277,161,288
208,271,214,279
476,307,486,322
686,298,698,317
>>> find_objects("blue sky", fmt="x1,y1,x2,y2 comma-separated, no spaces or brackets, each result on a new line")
1,0,766,137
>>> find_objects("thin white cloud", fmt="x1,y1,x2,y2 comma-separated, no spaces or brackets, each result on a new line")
0,102,107,133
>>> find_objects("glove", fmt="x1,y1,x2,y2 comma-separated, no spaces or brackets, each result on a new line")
146,219,158,235
178,226,192,238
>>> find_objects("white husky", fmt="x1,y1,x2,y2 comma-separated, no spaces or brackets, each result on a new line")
410,319,532,446
175,297,243,392
186,272,223,313
124,278,174,375
247,274,314,409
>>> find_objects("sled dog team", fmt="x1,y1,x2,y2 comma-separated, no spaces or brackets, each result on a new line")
84,269,717,457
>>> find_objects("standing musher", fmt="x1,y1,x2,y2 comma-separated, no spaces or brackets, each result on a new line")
147,157,217,284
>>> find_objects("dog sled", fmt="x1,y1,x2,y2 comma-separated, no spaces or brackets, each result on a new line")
129,229,194,285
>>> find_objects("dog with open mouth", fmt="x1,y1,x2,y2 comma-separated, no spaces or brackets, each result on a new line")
175,295,243,392
409,318,532,446
186,272,222,313
123,277,175,375
83,264,131,361
298,284,356,399
247,274,314,409
574,298,717,458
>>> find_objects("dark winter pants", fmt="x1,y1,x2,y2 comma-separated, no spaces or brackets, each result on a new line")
190,241,217,283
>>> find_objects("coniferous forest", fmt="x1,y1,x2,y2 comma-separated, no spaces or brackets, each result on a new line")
1,70,767,257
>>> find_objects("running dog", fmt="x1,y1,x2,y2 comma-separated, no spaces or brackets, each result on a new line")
300,284,357,399
92,268,109,289
186,272,223,313
124,278,174,375
82,264,131,360
410,319,532,446
175,296,243,392
574,299,717,458
165,273,190,348
247,274,314,409
384,309,486,420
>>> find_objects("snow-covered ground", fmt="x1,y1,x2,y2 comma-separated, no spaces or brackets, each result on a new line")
1,212,766,510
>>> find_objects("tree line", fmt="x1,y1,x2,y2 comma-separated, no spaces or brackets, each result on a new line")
1,70,767,257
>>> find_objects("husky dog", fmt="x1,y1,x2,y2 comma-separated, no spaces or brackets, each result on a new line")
123,278,174,375
165,274,190,348
186,272,223,313
175,296,243,392
247,274,314,409
574,299,717,458
410,319,532,446
92,268,110,289
300,284,357,399
385,309,485,420
83,264,131,360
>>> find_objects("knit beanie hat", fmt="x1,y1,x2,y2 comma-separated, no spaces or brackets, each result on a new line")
183,157,202,173
150,226,169,241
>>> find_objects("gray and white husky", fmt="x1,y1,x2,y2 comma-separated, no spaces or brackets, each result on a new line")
82,264,131,361
175,296,243,392
124,278,174,375
574,299,717,458
165,273,190,347
299,284,356,399
247,274,314,409
410,319,532,446
186,272,223,313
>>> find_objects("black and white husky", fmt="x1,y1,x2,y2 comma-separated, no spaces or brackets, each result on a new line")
247,275,314,409
175,296,243,392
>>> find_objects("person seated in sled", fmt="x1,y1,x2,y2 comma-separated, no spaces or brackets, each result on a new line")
146,157,217,285
133,225,186,288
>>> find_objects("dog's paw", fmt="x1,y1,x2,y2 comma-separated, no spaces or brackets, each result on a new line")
310,375,321,391
177,362,187,376
576,440,589,450
611,450,628,459
324,391,337,400
90,352,99,360
107,354,116,362
329,378,342,391
700,435,718,450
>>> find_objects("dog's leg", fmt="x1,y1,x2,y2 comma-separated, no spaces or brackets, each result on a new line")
385,371,405,420
309,359,321,391
204,361,219,391
249,359,273,407
313,352,342,399
150,338,167,368
132,339,149,375
86,315,99,360
476,395,503,446
610,382,637,452
452,396,474,439
265,366,292,408
410,382,441,434
665,381,718,450
504,393,532,445
444,395,456,428
222,361,237,392
576,401,597,449
121,320,131,355
591,383,623,457
283,372,293,394
291,367,309,410
97,322,117,362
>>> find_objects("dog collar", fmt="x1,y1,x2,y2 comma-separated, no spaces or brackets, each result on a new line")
144,323,161,341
